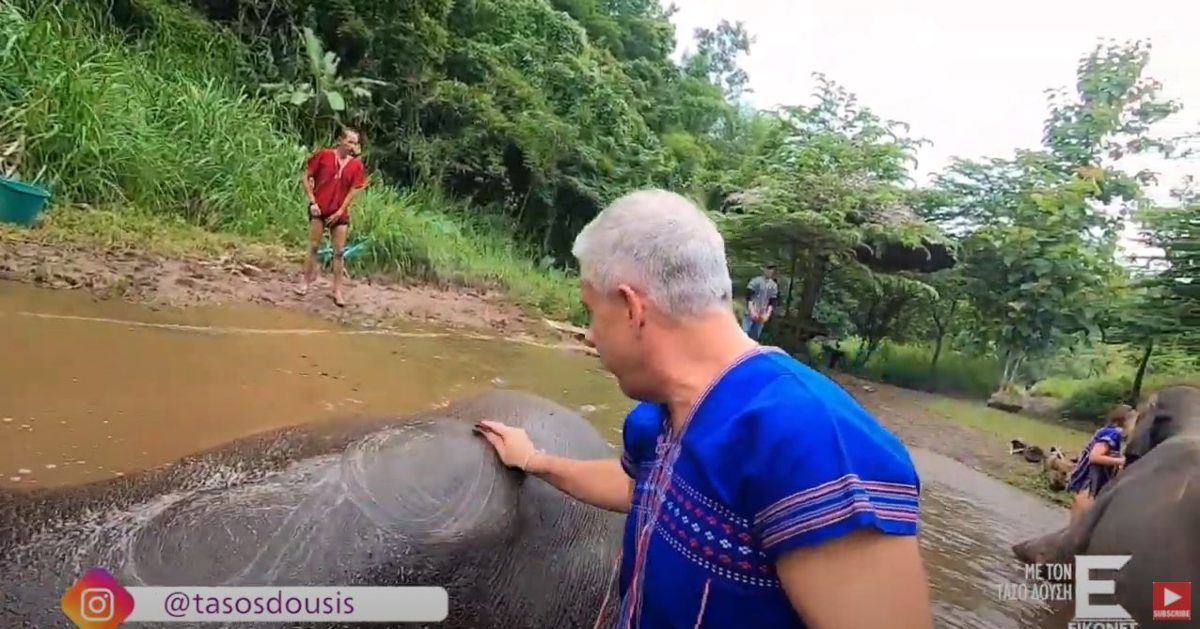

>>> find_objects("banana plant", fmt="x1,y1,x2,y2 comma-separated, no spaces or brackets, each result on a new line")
260,27,388,144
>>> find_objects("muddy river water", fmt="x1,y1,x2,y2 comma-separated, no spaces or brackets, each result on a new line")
0,281,1075,628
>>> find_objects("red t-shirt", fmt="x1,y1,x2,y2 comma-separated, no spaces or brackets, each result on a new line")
306,148,366,217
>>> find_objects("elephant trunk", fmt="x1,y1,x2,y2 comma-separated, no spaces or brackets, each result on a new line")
1012,527,1073,569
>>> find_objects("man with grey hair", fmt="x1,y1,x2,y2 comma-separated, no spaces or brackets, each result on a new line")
475,189,932,629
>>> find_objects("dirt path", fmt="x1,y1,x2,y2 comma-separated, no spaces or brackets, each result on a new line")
830,372,1046,489
0,235,1061,505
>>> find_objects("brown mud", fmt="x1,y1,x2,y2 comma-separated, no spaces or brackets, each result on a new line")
832,375,1049,493
1,236,1049,500
0,280,618,489
0,237,562,343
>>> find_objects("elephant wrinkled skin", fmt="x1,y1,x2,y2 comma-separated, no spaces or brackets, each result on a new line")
0,389,625,628
1012,385,1200,626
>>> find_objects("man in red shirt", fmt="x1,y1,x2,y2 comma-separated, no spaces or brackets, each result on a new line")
296,127,367,307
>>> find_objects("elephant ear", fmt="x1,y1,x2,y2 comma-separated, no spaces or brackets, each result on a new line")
1148,411,1176,450
1137,385,1200,456
1127,393,1171,462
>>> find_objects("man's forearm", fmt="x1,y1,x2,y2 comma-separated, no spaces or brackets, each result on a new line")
528,455,632,513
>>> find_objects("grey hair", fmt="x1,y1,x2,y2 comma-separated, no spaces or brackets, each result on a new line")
571,189,733,318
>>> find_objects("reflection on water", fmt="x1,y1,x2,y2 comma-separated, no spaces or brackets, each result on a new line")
0,281,1072,628
915,452,1074,628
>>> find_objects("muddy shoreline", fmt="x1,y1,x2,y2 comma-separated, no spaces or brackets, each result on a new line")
0,237,578,343
0,235,1060,507
829,375,1063,503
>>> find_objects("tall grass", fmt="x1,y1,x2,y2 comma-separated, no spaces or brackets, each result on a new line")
0,0,583,322
813,333,1199,424
1033,372,1200,423
814,338,1000,399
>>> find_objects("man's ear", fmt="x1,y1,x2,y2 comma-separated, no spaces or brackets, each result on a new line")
616,284,645,328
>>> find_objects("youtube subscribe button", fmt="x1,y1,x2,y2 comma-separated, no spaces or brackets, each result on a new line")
1153,581,1192,621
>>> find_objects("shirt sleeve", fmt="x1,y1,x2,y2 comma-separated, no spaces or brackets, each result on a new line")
350,161,367,189
740,379,921,562
1095,427,1121,452
619,432,637,478
305,151,323,178
620,403,661,479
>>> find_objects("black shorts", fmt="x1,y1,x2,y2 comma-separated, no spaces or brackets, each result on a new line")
307,208,349,230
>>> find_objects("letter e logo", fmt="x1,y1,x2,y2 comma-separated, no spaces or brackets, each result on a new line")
1074,555,1133,621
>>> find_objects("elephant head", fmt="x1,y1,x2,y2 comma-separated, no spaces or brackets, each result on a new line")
1125,385,1200,466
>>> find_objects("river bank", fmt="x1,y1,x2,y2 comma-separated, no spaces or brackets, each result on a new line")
0,217,573,344
0,222,1082,506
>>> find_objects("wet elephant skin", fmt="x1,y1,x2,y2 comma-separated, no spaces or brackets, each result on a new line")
0,389,625,628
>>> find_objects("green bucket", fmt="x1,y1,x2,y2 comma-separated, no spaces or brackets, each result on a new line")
0,175,52,227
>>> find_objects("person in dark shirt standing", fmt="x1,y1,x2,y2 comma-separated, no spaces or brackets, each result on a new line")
742,263,778,340
296,127,367,307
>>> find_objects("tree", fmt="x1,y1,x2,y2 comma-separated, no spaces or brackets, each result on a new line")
260,27,388,146
842,271,936,368
921,269,967,377
929,40,1183,391
717,76,952,349
1103,181,1200,401
684,20,754,99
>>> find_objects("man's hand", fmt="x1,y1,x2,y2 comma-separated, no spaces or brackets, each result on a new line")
308,202,321,218
324,210,345,226
475,420,541,472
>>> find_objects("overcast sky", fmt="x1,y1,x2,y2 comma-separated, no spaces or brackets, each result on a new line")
665,0,1200,233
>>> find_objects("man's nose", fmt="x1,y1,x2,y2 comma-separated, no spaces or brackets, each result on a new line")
583,328,596,348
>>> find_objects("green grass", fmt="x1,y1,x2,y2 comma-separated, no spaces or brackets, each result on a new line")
927,397,1093,450
0,0,584,323
818,335,1199,426
0,203,292,257
1033,372,1200,423
926,398,1092,506
1028,376,1090,399
814,338,1000,399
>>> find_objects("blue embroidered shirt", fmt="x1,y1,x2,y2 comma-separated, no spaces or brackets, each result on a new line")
1065,425,1123,494
613,348,921,628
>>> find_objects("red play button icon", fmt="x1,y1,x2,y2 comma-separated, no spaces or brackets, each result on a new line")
1153,582,1192,621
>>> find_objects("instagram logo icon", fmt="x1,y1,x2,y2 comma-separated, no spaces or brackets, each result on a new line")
60,567,135,629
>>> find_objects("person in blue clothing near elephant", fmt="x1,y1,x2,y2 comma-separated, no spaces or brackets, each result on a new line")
475,189,932,629
1065,403,1135,524
741,263,778,340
